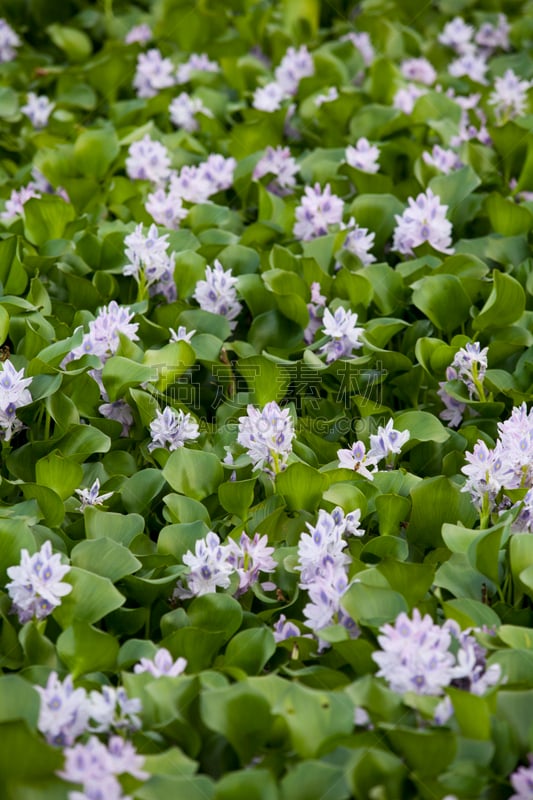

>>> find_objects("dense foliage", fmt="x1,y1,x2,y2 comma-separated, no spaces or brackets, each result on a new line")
1,0,533,797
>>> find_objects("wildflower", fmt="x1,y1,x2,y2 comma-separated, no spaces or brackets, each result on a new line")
293,183,344,241
1,184,41,221
123,223,176,300
489,69,531,121
253,81,286,112
368,419,410,461
437,382,466,428
345,138,380,173
451,342,488,399
176,52,219,83
393,188,454,256
393,84,426,114
337,440,379,481
125,135,171,184
461,440,509,510
303,281,326,344
253,145,299,195
448,51,488,84
341,31,375,66
314,87,339,107
133,48,175,98
510,758,533,800
193,260,242,330
145,185,188,229
6,541,71,624
237,401,295,474
400,57,436,85
475,14,510,51
59,735,148,799
87,686,142,734
124,23,152,45
21,93,55,128
273,614,301,642
439,17,474,52
0,359,33,441
99,400,134,436
169,165,212,203
76,479,113,511
423,145,463,174
340,219,376,266
64,301,139,367
35,672,90,746
197,153,236,193
319,306,364,363
134,648,187,678
0,18,20,62
275,45,314,94
169,92,212,132
226,532,277,595
148,406,199,452
177,531,234,597
169,325,196,343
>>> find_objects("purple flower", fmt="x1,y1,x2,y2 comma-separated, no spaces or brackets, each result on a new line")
193,260,242,330
177,531,234,597
35,672,90,746
134,648,187,678
123,223,176,301
275,45,314,94
393,188,454,255
87,686,142,734
510,758,533,800
145,181,188,229
59,735,148,799
98,399,134,436
0,359,33,441
273,614,301,642
439,17,474,52
237,401,295,474
368,419,410,461
448,51,488,84
124,23,152,45
319,306,364,363
253,81,286,112
345,138,380,173
253,145,298,195
341,31,374,66
125,135,171,185
21,92,55,128
0,18,20,62
133,48,175,98
293,183,344,241
489,69,531,121
148,406,200,452
339,218,376,266
400,57,436,85
6,541,71,624
226,532,277,594
337,440,379,481
76,479,113,511
423,145,463,175
1,183,41,221
169,92,212,133
176,52,219,83
393,84,426,114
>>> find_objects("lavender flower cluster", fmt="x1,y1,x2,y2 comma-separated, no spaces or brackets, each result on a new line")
338,419,411,479
237,401,295,475
174,530,276,598
461,403,533,527
373,609,501,722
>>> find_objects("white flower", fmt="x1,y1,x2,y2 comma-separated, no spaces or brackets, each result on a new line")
169,92,213,132
345,138,380,173
393,188,454,256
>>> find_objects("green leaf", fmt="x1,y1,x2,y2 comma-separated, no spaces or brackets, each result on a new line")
157,520,209,562
485,192,533,236
200,683,273,764
73,128,119,179
121,469,167,514
53,567,125,627
443,597,501,629
101,356,155,401
374,494,411,537
23,196,76,247
429,166,481,210
35,451,83,501
71,538,141,582
408,476,477,549
473,270,526,331
0,675,39,726
47,23,92,61
394,410,450,444
163,448,224,501
215,771,279,800
218,479,256,518
281,761,350,800
0,519,35,582
223,628,276,675
384,725,456,777
84,507,145,545
57,622,119,678
275,463,328,512
0,721,62,780
342,581,408,627
236,355,290,405
412,274,471,333
143,341,196,391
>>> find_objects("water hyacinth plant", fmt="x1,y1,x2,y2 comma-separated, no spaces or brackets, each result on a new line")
0,1,533,798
